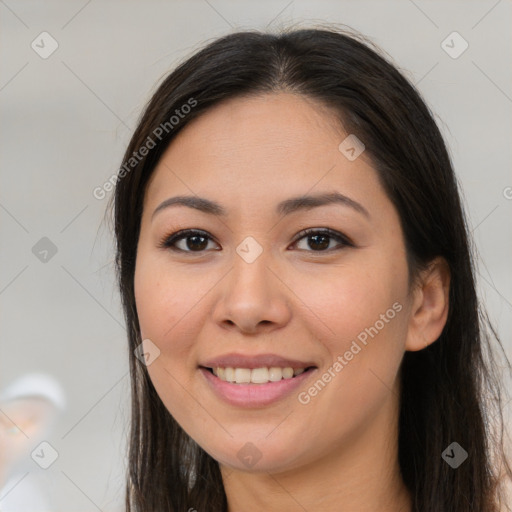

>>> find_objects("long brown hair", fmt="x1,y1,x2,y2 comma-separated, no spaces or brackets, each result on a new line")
108,24,512,511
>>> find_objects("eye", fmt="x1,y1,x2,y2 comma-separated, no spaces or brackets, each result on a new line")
159,229,220,253
159,227,353,254
291,228,353,252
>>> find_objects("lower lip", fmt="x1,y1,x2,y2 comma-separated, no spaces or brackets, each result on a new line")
199,367,317,408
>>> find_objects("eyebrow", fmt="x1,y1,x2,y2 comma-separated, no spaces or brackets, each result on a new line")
151,192,370,220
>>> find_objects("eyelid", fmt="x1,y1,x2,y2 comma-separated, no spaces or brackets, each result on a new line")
158,229,219,252
291,227,354,249
159,227,354,253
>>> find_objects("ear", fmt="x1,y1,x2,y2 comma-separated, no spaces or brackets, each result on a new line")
405,256,451,351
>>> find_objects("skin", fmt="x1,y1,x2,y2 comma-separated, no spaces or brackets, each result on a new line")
134,92,450,511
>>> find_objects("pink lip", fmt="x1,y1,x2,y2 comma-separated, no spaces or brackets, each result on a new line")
199,367,318,408
201,352,316,370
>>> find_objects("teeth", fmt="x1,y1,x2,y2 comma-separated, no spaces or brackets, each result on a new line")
234,368,251,384
269,367,283,382
251,367,269,383
211,366,308,384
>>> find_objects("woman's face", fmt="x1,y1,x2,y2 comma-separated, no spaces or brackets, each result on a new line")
134,92,414,473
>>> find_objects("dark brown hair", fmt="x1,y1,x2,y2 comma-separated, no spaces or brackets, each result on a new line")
109,24,512,512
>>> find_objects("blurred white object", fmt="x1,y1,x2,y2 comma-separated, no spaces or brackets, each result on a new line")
0,373,66,512
0,373,66,411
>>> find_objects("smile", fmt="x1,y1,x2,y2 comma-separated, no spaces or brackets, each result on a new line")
210,366,309,384
200,366,318,407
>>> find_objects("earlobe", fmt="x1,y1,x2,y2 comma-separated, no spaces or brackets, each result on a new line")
405,257,451,352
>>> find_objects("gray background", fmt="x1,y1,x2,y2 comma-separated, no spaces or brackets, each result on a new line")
1,1,511,510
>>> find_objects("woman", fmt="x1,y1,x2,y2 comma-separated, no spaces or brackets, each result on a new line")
109,25,511,511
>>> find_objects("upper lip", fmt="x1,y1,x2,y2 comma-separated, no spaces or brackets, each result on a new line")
201,353,317,370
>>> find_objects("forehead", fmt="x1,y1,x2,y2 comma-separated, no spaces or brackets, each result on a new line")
158,93,341,163
144,92,382,215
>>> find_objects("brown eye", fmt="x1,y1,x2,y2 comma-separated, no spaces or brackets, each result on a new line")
160,227,353,254
293,228,353,252
160,229,219,253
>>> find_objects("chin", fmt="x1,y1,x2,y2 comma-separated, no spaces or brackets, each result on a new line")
204,437,307,475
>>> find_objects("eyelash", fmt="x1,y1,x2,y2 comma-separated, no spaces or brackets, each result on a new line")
158,227,354,254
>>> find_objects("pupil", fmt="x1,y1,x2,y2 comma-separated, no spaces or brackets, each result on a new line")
309,234,329,250
187,235,208,251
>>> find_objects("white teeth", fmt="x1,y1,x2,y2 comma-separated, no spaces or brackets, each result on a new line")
234,368,251,384
269,367,283,382
224,367,235,382
251,367,269,383
282,367,294,379
211,366,308,384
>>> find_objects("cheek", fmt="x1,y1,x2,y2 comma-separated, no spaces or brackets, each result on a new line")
134,254,203,418
293,256,408,349
133,256,197,388
134,249,195,342
293,253,410,406
284,267,408,469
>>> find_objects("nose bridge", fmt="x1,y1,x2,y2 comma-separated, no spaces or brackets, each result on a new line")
230,236,274,300
212,236,290,331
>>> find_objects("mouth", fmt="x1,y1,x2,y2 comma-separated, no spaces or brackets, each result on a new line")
198,363,318,408
200,366,317,385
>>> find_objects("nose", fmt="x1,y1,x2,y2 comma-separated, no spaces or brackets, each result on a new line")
211,247,292,334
